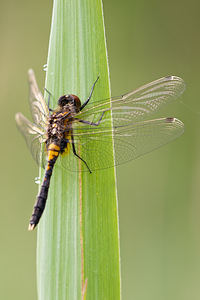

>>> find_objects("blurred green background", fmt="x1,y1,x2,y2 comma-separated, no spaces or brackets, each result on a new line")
1,0,200,299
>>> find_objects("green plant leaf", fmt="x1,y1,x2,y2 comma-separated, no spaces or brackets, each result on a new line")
37,1,121,300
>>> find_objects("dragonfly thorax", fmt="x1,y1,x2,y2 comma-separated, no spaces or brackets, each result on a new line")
47,110,72,143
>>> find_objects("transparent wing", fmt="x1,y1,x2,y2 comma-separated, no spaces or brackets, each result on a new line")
60,76,185,172
15,69,50,168
15,112,47,168
60,118,184,172
28,68,49,128
74,76,185,127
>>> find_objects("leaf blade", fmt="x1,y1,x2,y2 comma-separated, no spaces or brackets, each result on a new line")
36,1,121,300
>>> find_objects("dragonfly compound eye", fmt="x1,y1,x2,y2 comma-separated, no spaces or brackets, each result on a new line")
58,95,74,107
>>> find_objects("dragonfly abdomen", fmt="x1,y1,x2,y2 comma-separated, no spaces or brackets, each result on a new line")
28,143,60,231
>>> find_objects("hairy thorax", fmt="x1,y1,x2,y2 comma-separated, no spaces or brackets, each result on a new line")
46,106,75,150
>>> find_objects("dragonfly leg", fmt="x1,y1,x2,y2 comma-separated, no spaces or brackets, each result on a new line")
77,111,105,126
80,76,99,111
71,134,92,173
44,87,53,111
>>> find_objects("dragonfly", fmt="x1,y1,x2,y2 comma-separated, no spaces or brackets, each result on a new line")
15,69,185,231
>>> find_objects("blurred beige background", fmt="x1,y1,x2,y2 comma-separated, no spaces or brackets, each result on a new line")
1,0,200,299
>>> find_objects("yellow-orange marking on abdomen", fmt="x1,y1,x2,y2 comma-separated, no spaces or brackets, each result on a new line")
46,143,60,170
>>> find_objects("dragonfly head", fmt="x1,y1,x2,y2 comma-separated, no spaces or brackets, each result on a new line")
58,94,81,111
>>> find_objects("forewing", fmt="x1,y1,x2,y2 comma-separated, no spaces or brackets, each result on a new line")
15,112,47,168
76,76,185,126
60,117,184,172
28,68,49,127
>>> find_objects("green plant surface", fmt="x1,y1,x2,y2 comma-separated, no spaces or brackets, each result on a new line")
37,1,121,300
